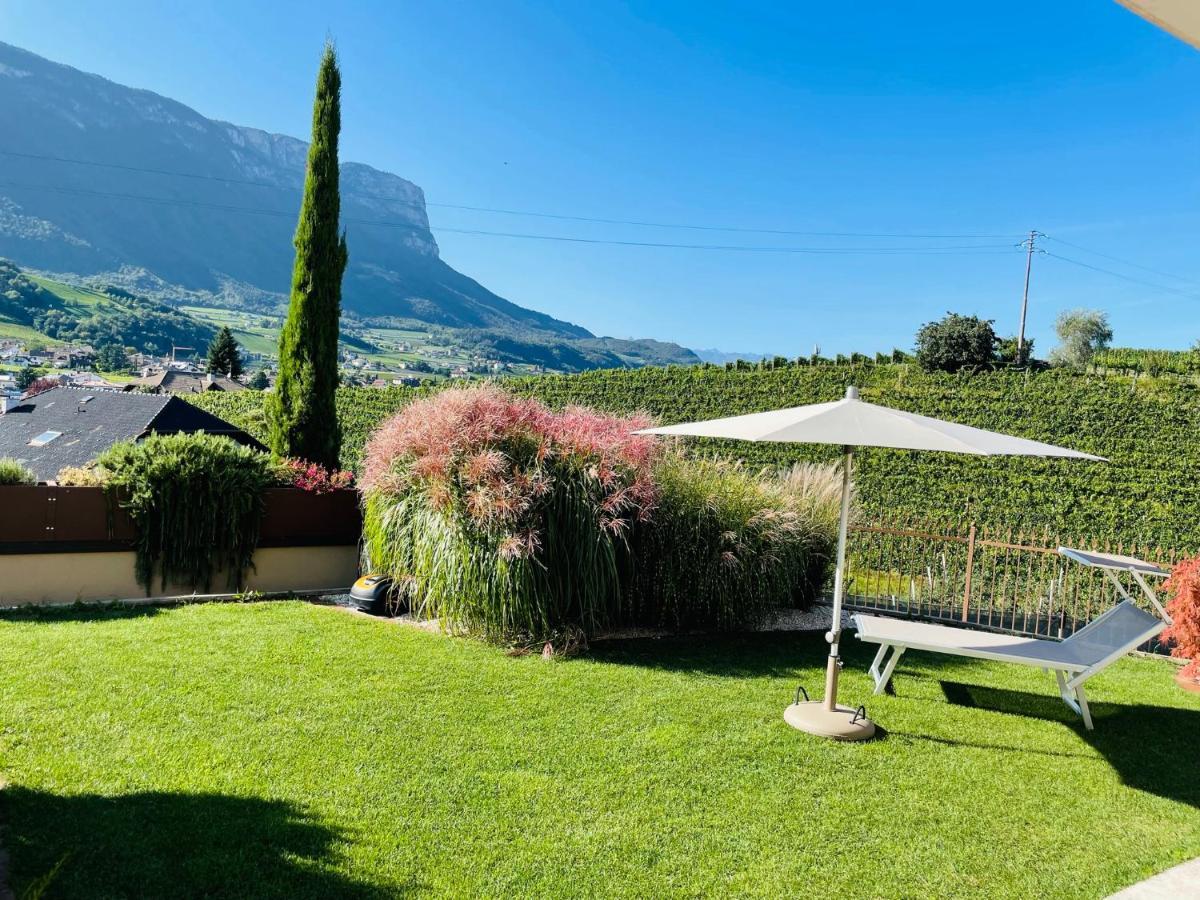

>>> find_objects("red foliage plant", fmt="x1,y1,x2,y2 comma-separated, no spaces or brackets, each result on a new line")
277,458,355,494
360,385,659,558
1163,556,1200,680
24,377,59,398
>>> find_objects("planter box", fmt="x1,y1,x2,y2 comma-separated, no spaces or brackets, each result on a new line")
0,486,363,605
0,486,360,552
0,485,135,549
259,488,362,547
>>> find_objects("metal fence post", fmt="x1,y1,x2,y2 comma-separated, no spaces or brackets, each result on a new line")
961,522,977,622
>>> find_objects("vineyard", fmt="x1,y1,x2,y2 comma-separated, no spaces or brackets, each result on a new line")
190,363,1200,550
1091,346,1200,377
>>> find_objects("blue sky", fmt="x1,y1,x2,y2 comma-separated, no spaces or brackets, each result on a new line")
3,1,1199,354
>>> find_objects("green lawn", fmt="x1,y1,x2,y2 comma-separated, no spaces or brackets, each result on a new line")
0,602,1196,898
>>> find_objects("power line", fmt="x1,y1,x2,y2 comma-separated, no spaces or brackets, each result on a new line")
432,226,1017,254
1041,233,1199,286
424,205,1014,239
1042,251,1200,299
0,179,1021,255
0,147,1019,240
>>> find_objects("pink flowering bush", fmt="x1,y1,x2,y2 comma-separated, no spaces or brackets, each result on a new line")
361,386,659,638
276,458,355,494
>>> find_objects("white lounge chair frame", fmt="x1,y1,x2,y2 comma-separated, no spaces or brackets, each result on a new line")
854,547,1171,730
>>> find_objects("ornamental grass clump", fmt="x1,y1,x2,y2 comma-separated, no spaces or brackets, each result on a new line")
0,458,36,485
626,456,838,631
361,386,658,640
97,433,275,593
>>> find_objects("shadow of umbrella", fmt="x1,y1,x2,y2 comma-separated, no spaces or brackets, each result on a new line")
1,788,414,898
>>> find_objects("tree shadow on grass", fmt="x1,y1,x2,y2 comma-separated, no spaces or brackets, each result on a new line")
935,681,1200,809
1,787,408,898
0,602,164,625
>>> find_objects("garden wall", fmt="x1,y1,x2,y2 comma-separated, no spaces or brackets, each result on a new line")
0,486,361,606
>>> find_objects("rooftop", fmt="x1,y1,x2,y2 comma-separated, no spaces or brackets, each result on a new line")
0,386,262,481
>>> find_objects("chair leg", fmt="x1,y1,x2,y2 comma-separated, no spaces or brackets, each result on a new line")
873,645,905,695
1055,670,1094,730
868,644,888,685
1076,683,1093,731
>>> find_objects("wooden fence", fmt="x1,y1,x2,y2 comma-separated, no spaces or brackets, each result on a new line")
841,518,1181,646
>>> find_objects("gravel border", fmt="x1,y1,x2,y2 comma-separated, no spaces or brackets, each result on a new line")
327,597,851,641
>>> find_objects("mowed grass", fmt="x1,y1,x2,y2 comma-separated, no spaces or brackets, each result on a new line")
0,602,1196,898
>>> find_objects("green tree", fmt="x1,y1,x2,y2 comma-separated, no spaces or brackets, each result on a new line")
15,364,42,390
1050,308,1112,368
914,313,998,372
206,326,243,377
247,369,270,390
265,42,347,467
94,343,130,373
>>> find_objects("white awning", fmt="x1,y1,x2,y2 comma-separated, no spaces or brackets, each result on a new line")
1116,1,1200,50
635,388,1104,460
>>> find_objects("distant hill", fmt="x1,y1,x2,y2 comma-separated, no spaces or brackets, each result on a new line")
0,258,214,354
0,41,698,371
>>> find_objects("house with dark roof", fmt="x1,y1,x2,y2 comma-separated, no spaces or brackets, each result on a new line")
0,386,264,482
134,370,246,394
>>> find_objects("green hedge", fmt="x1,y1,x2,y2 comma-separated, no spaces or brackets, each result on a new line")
98,433,276,592
191,364,1200,549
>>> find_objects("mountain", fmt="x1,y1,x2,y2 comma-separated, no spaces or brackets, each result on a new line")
0,42,698,370
693,348,769,365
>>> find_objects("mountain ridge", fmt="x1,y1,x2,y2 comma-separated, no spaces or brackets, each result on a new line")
0,41,699,369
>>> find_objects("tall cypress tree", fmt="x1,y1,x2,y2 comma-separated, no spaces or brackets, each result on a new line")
266,42,347,467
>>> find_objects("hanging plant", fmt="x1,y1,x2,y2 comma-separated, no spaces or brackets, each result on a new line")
97,433,275,593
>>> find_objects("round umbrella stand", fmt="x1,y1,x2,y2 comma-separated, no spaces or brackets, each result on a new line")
783,701,875,741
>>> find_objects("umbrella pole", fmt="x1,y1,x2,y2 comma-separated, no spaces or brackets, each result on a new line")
782,443,874,740
823,446,854,711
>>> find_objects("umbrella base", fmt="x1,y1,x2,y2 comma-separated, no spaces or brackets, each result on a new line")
783,701,876,741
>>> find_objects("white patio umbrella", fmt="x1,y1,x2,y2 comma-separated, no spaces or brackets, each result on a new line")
635,385,1104,741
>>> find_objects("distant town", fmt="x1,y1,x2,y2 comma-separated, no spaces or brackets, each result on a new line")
0,334,538,410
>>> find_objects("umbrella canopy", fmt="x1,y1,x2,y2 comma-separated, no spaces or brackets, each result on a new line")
633,386,1104,740
635,388,1105,460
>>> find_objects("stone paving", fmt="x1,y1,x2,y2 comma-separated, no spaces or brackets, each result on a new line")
1107,857,1200,899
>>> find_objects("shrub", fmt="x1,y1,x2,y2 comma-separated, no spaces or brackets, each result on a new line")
996,335,1034,366
24,377,59,398
55,464,107,487
1163,557,1200,681
914,313,998,372
275,458,354,494
362,386,658,641
97,433,276,593
0,458,36,485
626,456,838,631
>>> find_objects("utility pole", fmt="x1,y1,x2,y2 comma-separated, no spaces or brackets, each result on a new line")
1016,230,1038,365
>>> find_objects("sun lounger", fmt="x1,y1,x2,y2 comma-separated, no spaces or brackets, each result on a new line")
852,547,1171,730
